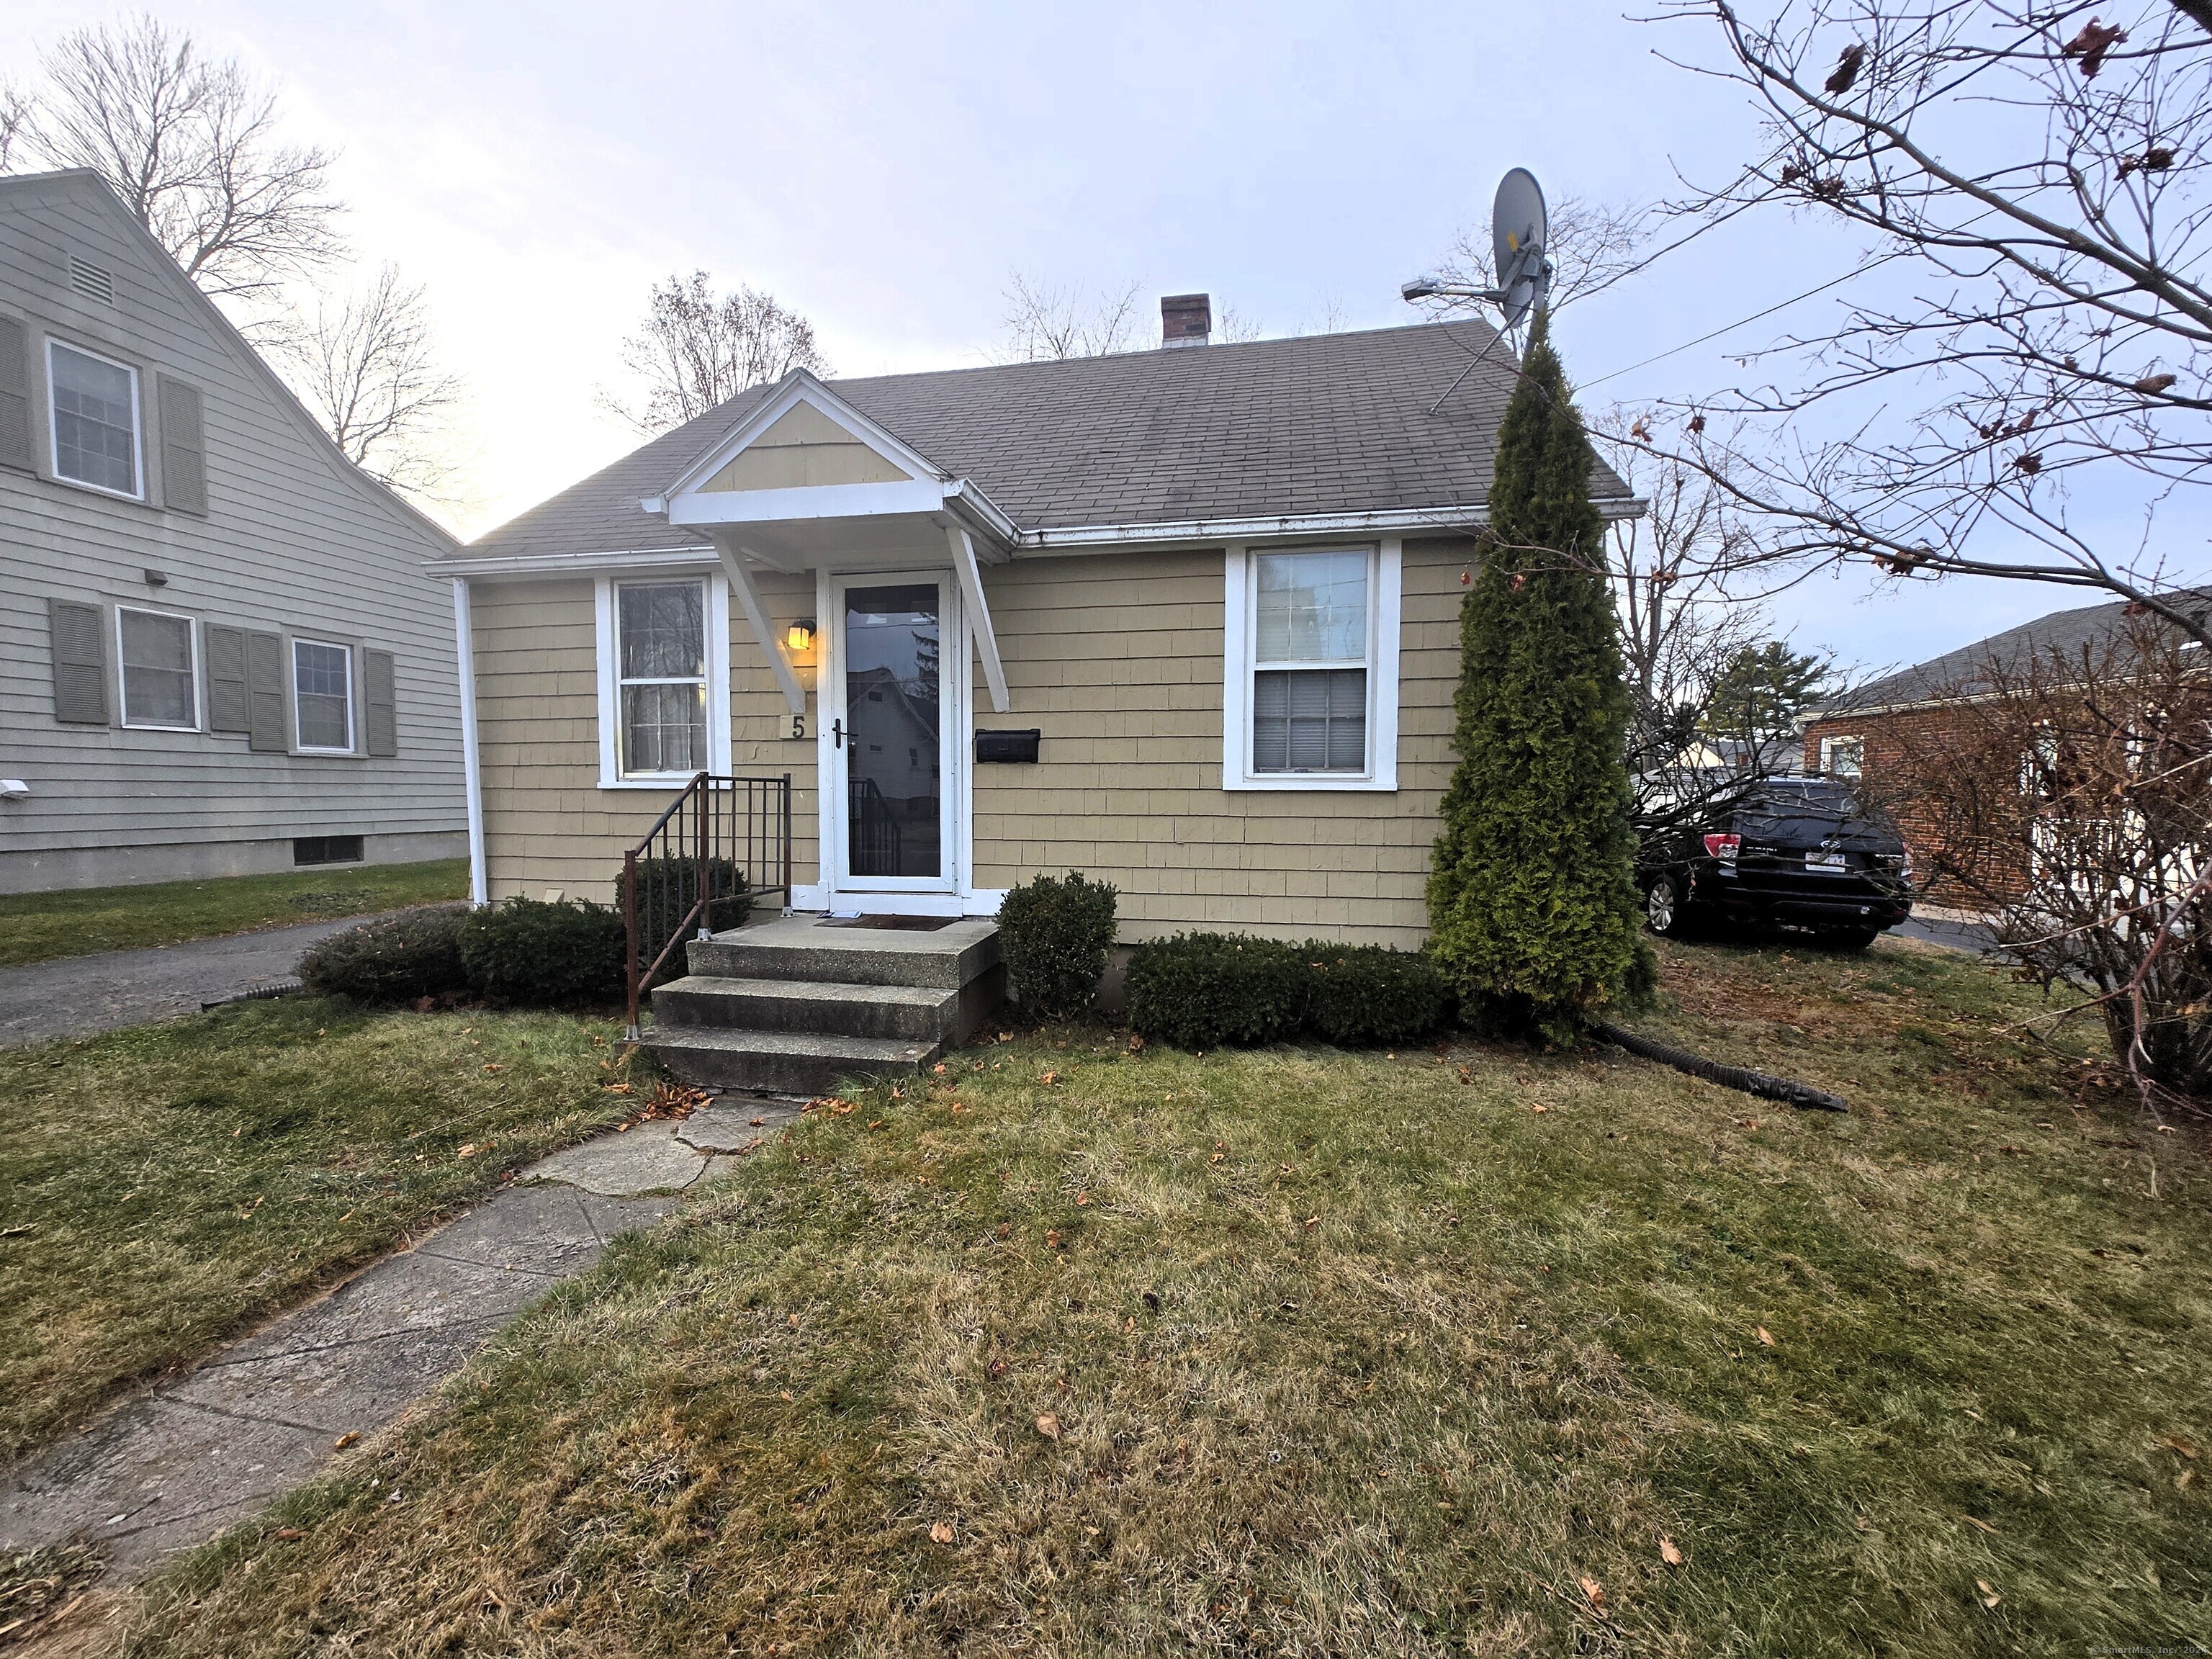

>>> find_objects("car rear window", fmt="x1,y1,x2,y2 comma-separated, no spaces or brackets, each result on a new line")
1735,782,1863,834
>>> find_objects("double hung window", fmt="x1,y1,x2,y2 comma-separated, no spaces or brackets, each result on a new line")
1224,544,1399,790
616,580,709,778
294,639,355,753
48,341,142,498
117,606,197,729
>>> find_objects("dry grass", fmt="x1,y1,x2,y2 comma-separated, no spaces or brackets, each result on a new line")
121,938,2212,1655
0,997,634,1460
0,859,468,969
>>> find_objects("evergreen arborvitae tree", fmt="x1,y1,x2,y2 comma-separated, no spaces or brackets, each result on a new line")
1427,312,1652,1043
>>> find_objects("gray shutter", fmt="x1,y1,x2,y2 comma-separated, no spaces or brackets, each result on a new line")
158,377,207,514
365,649,397,757
48,598,108,724
246,630,287,752
0,315,32,475
207,624,250,733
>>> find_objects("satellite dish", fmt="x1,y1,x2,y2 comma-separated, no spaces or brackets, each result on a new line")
1491,167,1550,331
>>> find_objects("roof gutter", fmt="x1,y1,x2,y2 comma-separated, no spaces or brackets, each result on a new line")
1012,495,1645,554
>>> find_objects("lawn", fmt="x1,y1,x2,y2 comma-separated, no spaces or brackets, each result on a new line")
0,858,469,969
122,938,2211,1656
0,996,635,1462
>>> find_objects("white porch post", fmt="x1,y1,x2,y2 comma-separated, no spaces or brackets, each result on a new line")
947,525,1010,714
713,537,806,715
451,576,488,907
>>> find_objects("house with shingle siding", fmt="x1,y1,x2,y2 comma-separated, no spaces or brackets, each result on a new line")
439,297,1639,949
0,170,466,891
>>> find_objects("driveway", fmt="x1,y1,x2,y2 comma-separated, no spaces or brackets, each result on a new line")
0,914,395,1048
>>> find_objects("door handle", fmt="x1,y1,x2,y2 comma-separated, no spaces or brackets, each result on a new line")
832,719,845,750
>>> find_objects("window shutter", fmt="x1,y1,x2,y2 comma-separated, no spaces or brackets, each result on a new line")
0,315,32,474
48,598,109,724
158,377,207,514
207,624,250,733
246,631,287,752
365,649,397,757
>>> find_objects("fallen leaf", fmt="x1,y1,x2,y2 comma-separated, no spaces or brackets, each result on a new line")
1961,1514,2000,1535
457,1143,480,1159
1303,1215,1319,1230
1976,1578,2001,1609
995,1223,1012,1240
482,1064,503,1074
1660,1536,1684,1566
332,1432,360,1449
1035,1412,1061,1440
1046,1228,1064,1248
930,1519,956,1545
274,1527,305,1540
2159,1434,2201,1460
1756,1326,1776,1347
750,1117,765,1127
1530,1102,1550,1114
1579,1575,1606,1609
1208,1151,1225,1164
602,1082,633,1094
1075,1191,1091,1207
779,1390,793,1401
2180,1468,2198,1489
1040,1071,1061,1086
932,1063,948,1075
988,1357,1009,1380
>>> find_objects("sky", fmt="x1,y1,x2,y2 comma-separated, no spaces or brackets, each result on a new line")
4,0,2198,678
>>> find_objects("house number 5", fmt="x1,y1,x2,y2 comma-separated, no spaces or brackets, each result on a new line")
788,714,807,741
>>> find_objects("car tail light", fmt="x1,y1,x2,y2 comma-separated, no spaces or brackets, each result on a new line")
1703,833,1741,862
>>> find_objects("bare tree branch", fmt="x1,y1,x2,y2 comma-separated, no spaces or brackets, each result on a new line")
1639,1,2212,644
999,273,1144,359
25,14,344,306
596,271,832,436
280,264,462,502
0,80,30,171
1420,194,1657,313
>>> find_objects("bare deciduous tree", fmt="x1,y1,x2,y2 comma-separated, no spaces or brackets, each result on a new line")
0,80,30,171
999,273,1143,360
24,14,344,307
598,271,831,436
1642,0,2212,648
1863,611,2212,1109
1423,194,1655,313
282,265,462,501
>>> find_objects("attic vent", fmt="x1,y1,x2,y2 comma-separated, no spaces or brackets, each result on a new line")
68,256,115,305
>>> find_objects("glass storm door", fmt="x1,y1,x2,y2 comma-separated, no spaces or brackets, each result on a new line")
830,575,955,893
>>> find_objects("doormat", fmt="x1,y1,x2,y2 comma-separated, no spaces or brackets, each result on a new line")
819,914,960,932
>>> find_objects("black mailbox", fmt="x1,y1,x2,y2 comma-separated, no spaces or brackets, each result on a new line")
975,728,1041,763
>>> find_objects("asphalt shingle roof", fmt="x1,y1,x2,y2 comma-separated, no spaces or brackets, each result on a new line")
467,320,1631,559
1820,586,2212,713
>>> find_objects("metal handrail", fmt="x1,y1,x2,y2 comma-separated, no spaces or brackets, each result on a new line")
623,772,792,1037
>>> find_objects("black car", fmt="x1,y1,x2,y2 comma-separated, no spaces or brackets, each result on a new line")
1639,777,1915,948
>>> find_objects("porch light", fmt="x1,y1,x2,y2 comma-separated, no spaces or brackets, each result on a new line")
787,619,815,652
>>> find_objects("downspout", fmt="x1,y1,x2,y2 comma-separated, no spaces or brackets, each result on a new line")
452,576,488,907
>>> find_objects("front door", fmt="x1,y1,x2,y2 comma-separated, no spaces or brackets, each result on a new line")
826,572,957,896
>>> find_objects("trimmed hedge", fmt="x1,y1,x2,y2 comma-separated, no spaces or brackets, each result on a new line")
298,905,468,1003
1126,932,1455,1051
1303,943,1456,1048
619,854,749,974
457,896,627,1008
1125,934,1310,1050
998,871,1119,1019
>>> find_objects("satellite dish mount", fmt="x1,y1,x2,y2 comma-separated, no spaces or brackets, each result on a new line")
1401,166,1553,333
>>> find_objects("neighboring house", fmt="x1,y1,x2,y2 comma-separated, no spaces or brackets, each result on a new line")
1801,588,2212,890
441,297,1640,950
0,171,466,892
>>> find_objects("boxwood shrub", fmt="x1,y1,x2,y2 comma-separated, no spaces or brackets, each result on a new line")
1125,933,1310,1049
1126,933,1456,1051
457,896,627,1008
299,905,469,1004
997,871,1119,1019
1301,943,1455,1047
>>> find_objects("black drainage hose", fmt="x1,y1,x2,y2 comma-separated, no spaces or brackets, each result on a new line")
1587,1020,1848,1113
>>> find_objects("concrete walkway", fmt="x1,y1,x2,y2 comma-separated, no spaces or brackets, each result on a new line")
0,914,408,1049
0,1098,799,1578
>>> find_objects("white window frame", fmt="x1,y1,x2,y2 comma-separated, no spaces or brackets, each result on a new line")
595,572,732,788
46,337,145,500
114,604,200,732
1820,734,1863,778
292,637,357,755
1221,539,1400,791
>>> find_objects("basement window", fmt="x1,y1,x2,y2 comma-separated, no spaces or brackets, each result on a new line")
294,835,364,866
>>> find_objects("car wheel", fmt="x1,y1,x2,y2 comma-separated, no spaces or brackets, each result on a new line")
1645,873,1691,938
1825,927,1882,951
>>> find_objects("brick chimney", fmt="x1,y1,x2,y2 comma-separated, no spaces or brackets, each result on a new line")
1161,292,1212,349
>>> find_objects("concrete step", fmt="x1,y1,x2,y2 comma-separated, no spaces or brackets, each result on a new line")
642,1027,938,1094
652,975,958,1043
686,915,1002,992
